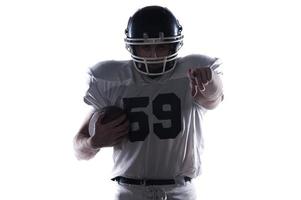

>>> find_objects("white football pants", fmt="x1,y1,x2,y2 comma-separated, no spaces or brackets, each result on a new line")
114,181,197,200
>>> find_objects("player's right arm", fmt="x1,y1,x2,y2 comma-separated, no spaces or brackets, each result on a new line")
73,111,100,160
73,111,129,160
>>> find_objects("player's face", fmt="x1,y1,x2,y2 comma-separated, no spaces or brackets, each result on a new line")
133,44,175,76
135,44,170,58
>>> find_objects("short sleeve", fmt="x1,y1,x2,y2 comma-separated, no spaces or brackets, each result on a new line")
83,62,130,109
83,72,109,110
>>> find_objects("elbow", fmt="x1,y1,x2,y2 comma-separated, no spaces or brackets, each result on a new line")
74,150,95,161
73,135,97,161
73,143,97,161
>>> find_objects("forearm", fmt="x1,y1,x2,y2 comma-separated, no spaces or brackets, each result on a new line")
73,134,100,160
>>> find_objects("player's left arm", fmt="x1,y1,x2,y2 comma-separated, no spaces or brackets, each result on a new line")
188,67,224,110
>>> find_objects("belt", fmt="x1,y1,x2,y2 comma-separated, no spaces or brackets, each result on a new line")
112,176,191,186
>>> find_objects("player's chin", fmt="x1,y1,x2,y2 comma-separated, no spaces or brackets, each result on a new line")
148,64,163,73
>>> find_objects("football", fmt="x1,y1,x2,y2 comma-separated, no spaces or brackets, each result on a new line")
89,106,125,136
89,106,126,137
100,106,126,124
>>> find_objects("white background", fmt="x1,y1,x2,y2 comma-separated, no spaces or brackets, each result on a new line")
1,0,301,199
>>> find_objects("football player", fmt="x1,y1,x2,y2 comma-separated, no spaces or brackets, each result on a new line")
74,5,224,200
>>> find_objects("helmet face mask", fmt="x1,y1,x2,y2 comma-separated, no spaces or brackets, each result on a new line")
125,6,183,76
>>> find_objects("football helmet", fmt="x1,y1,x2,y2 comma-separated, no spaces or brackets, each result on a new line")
125,6,184,76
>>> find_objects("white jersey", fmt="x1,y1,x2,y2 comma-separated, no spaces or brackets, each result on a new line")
84,54,222,179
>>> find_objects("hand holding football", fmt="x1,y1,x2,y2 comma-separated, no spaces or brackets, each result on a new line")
88,106,129,148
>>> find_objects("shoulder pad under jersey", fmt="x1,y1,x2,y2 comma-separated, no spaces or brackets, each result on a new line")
89,60,133,82
177,54,220,69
